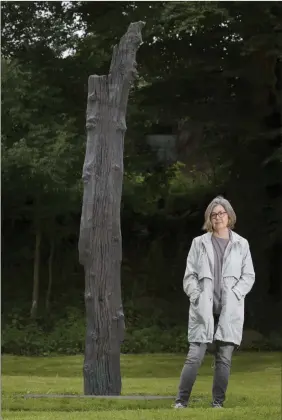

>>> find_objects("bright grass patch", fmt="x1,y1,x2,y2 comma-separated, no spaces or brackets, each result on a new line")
2,352,281,420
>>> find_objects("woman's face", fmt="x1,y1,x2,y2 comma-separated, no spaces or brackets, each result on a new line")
210,204,229,231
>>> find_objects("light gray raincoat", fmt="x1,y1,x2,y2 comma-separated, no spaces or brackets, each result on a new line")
184,231,255,346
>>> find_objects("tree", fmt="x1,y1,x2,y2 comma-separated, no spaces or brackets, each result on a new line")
78,22,145,395
1,58,83,318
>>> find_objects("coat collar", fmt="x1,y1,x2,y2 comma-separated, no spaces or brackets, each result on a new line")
202,230,241,244
201,230,241,274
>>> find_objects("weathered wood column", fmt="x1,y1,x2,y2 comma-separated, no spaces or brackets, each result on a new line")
78,22,144,395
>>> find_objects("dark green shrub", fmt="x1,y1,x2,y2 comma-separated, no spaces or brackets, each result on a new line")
2,322,47,355
2,307,281,355
46,310,85,354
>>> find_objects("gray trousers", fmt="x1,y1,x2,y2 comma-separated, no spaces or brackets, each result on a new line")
175,340,234,406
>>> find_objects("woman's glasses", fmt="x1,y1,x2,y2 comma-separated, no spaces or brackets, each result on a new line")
211,211,227,220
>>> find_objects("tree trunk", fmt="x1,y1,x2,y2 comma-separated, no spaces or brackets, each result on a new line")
30,227,41,319
78,22,144,395
45,239,55,312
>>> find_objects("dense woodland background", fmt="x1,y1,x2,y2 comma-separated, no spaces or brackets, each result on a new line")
2,1,282,355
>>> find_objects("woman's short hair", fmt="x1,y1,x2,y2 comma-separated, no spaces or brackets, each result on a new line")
203,196,236,232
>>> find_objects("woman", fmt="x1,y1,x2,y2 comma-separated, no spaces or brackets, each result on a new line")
174,196,255,409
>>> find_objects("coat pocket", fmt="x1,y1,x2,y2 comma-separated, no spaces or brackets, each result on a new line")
229,286,244,324
223,276,238,289
190,288,201,304
222,276,238,304
189,288,209,325
222,276,244,315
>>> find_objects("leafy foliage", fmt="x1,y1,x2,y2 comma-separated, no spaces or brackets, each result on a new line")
2,307,282,355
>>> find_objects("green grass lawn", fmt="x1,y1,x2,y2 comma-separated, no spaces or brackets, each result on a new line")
2,352,281,419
